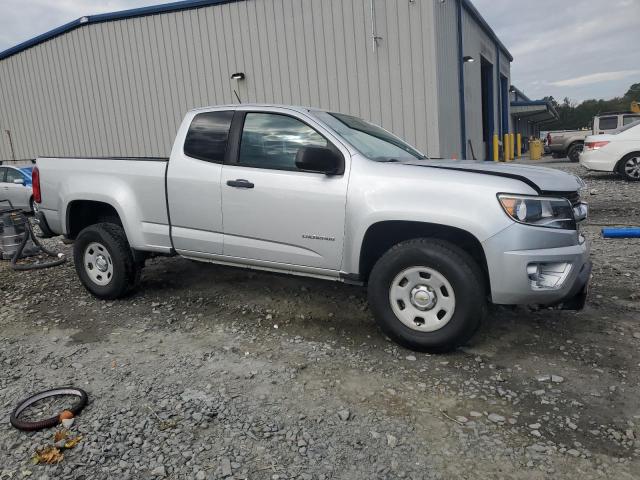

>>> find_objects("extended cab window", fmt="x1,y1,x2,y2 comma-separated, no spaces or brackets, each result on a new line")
238,113,328,170
184,111,234,163
623,115,640,126
598,116,617,130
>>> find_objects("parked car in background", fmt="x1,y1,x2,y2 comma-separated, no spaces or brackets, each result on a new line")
0,165,35,212
580,120,640,181
34,104,591,352
548,112,640,162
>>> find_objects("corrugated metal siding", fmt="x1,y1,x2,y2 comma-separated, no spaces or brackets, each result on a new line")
498,49,512,133
433,0,511,161
0,0,441,160
433,0,460,159
461,5,499,161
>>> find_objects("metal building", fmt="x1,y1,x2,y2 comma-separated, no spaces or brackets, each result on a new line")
0,0,512,163
510,85,558,149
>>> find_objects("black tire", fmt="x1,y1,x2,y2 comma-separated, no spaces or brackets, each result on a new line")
367,239,486,353
73,222,141,299
10,387,88,432
567,143,583,163
617,153,640,181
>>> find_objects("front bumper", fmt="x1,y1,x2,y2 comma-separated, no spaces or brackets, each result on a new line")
483,223,591,309
550,260,591,310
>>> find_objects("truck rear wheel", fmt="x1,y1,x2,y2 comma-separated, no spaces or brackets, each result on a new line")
73,222,141,299
567,143,583,163
367,239,486,352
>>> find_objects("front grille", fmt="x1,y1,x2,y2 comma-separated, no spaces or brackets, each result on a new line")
542,190,581,206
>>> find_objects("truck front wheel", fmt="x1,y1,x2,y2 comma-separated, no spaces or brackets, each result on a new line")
73,223,141,299
367,239,486,352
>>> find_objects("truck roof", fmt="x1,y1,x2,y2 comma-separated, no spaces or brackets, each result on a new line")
189,103,315,115
596,111,638,116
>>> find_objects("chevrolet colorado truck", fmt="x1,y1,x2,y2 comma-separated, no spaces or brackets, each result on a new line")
34,104,591,352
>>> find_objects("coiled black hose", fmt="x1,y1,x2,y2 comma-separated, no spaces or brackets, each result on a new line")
11,218,66,271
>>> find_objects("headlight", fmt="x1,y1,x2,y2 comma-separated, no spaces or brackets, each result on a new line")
498,194,576,229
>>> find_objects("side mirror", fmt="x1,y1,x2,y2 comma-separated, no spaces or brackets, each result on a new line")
13,178,25,185
295,146,344,175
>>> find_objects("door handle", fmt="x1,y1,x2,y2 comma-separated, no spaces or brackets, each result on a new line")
226,179,254,189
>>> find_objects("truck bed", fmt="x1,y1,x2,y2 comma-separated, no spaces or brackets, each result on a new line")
37,156,173,253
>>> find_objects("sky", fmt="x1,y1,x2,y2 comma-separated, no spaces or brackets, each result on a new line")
0,0,639,104
473,0,640,102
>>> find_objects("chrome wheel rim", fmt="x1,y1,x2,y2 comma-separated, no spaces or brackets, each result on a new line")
84,242,113,286
389,266,456,332
624,157,640,179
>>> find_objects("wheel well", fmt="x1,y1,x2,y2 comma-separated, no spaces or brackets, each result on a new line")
66,200,122,239
568,141,583,150
615,152,640,172
359,221,490,290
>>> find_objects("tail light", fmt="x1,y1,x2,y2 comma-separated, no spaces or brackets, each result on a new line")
32,166,41,204
584,141,610,151
547,133,552,144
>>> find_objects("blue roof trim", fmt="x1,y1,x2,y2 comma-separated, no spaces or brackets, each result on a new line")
462,0,513,62
1,0,512,63
0,0,242,61
0,17,84,60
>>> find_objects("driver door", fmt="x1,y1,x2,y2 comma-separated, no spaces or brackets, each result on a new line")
221,110,350,272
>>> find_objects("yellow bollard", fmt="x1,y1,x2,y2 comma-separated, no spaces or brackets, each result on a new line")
516,133,522,159
503,134,509,162
510,133,515,161
493,134,499,162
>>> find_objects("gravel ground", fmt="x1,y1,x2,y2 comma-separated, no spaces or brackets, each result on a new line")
1,161,639,479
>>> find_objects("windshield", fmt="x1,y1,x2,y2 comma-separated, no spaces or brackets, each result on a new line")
615,120,640,134
311,111,426,161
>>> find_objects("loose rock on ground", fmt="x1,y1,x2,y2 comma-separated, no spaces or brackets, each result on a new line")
0,160,638,479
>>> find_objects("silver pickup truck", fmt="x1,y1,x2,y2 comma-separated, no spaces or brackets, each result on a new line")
35,104,591,352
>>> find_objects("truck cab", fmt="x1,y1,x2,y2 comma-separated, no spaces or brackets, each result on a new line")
592,112,640,135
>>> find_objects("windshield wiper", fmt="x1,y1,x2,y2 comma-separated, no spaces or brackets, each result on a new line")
378,156,429,162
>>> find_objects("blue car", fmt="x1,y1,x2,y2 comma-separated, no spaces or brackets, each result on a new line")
19,167,34,187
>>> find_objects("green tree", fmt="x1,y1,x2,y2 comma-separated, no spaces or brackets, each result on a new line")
544,82,638,130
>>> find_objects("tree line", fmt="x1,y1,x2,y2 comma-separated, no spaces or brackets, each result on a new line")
543,83,639,131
